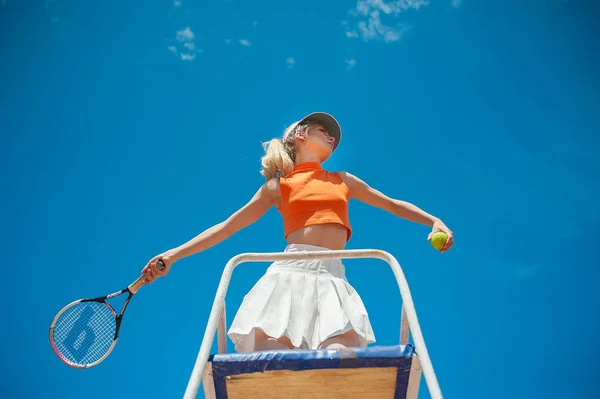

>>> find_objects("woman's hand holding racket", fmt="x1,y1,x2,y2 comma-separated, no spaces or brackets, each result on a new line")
141,254,174,284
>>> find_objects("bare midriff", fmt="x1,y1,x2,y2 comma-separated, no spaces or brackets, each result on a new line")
285,223,348,250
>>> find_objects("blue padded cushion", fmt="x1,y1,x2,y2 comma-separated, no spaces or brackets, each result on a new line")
209,344,416,377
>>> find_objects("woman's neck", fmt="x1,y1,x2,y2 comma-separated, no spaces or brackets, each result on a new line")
295,153,322,165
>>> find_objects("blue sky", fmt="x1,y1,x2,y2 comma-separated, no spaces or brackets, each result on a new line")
2,0,599,398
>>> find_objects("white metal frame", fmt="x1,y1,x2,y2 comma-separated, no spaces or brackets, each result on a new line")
182,249,444,399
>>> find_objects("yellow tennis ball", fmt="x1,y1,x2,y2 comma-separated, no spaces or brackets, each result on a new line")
431,232,448,250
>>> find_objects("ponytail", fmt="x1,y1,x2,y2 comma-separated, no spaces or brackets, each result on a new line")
260,137,295,180
260,121,310,180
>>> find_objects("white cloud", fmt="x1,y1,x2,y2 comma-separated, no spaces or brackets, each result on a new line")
360,10,410,42
224,39,232,45
180,53,196,61
451,0,462,7
286,57,296,69
355,0,429,15
239,39,252,47
345,30,359,39
344,0,429,42
169,26,202,61
174,0,181,6
176,26,195,42
1,0,6,7
345,58,357,70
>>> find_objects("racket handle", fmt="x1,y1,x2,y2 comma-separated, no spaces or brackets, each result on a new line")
156,259,166,270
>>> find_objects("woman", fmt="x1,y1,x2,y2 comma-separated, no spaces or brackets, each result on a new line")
141,111,454,353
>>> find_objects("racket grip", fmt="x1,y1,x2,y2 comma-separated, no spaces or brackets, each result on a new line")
156,259,166,270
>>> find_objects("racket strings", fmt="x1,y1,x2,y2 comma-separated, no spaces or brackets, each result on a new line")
51,302,117,366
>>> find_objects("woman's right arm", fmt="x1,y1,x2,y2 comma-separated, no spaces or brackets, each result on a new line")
142,178,280,282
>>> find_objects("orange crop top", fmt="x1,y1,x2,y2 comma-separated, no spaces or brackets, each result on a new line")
278,162,352,241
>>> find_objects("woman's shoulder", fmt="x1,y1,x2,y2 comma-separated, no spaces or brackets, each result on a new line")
331,170,361,191
331,169,350,182
262,177,281,194
256,177,282,207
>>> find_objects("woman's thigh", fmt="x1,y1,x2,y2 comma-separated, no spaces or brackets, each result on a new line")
254,328,294,351
318,330,360,350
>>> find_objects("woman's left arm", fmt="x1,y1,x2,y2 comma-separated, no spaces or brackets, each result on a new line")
340,171,454,252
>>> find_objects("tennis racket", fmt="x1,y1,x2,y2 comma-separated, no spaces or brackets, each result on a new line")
49,259,166,368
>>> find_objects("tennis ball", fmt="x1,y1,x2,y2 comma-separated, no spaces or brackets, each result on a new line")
430,232,448,251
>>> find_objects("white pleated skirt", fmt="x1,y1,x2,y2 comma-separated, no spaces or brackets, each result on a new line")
227,243,376,353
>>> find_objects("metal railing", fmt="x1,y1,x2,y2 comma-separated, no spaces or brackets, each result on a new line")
182,249,443,399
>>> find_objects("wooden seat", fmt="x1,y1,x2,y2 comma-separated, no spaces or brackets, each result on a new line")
202,344,422,399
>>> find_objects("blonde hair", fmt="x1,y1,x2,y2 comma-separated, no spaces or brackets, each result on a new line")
260,121,314,180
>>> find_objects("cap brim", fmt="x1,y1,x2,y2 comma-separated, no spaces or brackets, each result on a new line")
294,112,342,152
